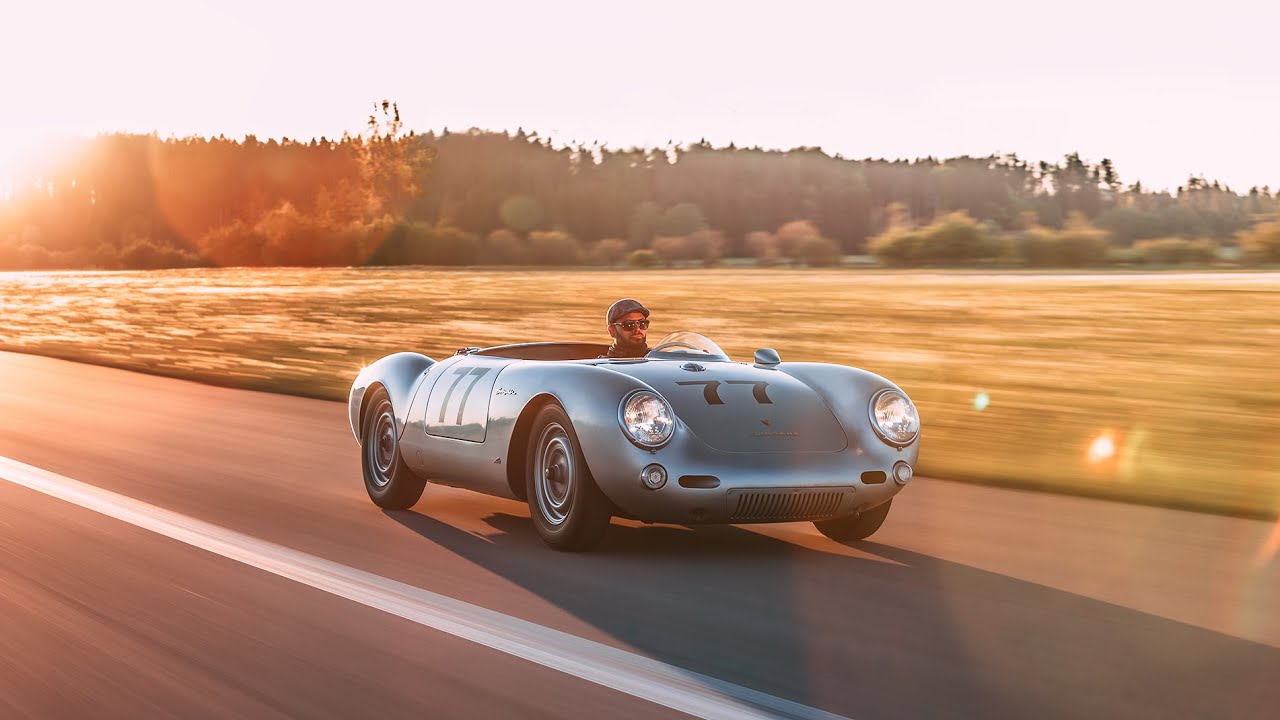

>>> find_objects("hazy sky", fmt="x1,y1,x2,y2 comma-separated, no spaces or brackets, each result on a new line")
1,0,1276,192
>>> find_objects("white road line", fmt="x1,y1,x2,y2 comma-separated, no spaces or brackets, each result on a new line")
0,456,848,720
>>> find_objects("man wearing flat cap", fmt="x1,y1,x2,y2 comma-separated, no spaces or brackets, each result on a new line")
603,298,651,358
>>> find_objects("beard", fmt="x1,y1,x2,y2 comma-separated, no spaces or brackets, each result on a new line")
608,332,649,358
617,335,647,351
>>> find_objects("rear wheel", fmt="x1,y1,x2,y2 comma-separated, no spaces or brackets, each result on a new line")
361,387,426,509
814,499,892,542
526,404,612,551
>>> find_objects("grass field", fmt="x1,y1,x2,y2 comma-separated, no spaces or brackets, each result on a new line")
2,267,1276,518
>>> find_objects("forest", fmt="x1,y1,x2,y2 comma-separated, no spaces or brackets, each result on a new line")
3,104,1279,269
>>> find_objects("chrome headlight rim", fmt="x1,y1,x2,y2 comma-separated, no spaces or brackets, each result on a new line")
868,388,920,447
618,389,675,449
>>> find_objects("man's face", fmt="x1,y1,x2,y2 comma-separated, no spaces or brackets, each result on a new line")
609,311,649,347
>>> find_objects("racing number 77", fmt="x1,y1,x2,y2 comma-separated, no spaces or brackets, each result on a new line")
438,365,491,424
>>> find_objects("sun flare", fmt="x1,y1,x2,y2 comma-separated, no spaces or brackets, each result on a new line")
1088,433,1116,464
0,134,82,191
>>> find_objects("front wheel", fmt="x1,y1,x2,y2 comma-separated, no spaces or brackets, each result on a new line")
526,404,613,551
361,388,426,509
814,499,892,542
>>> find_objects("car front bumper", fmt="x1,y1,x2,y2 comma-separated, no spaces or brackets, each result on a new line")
585,427,918,525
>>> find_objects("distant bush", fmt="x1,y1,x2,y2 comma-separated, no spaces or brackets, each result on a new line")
775,220,821,259
585,238,628,266
773,220,842,266
1238,218,1280,263
627,249,657,267
1104,247,1143,266
919,213,1000,264
197,219,264,266
483,228,526,264
202,203,393,267
259,203,374,266
650,236,685,264
0,241,60,270
656,203,708,237
118,239,202,269
744,231,780,265
1016,227,1060,267
430,225,482,265
867,228,923,267
1052,218,1111,267
793,235,840,266
685,229,726,265
650,230,726,265
868,212,998,266
365,221,479,266
526,230,581,265
1132,237,1218,265
0,225,206,270
1016,214,1110,267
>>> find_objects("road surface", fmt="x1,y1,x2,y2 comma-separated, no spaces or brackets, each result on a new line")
0,351,1276,718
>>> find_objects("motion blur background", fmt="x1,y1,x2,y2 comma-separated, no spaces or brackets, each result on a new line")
1,0,1276,523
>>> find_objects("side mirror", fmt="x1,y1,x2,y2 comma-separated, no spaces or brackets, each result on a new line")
753,348,781,366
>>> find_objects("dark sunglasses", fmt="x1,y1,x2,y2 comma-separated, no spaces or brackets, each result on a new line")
613,319,650,330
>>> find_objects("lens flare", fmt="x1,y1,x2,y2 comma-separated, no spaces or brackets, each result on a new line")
1087,433,1116,464
1114,425,1147,483
1257,517,1280,566
973,391,990,411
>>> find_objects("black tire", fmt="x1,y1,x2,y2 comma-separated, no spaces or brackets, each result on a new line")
525,404,613,551
361,387,427,509
814,499,892,542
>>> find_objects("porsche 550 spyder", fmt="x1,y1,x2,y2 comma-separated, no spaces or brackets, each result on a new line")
349,331,920,551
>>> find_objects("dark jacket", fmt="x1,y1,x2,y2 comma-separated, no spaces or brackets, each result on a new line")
603,342,649,359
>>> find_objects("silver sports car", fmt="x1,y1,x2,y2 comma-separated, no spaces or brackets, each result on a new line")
349,331,921,551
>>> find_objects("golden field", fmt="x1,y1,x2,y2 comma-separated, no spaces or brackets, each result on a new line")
2,267,1276,518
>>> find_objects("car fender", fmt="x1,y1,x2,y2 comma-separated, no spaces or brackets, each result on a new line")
486,362,669,501
776,362,921,464
349,352,436,441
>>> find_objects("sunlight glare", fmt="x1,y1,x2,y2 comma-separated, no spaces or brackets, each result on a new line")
0,135,85,194
973,391,990,411
1088,433,1116,464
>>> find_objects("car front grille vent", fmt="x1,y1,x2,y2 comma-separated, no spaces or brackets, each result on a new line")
730,489,847,522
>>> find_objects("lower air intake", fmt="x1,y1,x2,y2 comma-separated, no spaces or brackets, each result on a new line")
728,488,854,522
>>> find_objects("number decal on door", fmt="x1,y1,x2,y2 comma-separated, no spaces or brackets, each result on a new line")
438,366,491,423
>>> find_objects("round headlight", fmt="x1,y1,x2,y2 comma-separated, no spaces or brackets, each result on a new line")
869,389,920,447
619,391,675,448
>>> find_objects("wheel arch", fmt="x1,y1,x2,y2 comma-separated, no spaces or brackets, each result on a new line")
350,352,436,442
505,392,560,501
487,361,659,507
356,381,389,442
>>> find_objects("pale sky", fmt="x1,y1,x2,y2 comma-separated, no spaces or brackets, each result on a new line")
1,0,1276,192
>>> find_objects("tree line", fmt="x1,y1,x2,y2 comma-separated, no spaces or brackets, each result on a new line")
3,108,1278,270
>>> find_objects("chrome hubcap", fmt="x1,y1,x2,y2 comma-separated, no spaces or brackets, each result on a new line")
368,406,397,487
534,423,574,526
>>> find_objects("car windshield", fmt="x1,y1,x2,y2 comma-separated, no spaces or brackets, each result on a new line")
645,331,730,361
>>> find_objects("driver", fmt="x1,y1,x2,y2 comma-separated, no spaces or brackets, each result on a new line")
603,298,650,358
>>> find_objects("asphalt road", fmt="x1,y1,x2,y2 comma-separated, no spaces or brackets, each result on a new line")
0,350,1276,719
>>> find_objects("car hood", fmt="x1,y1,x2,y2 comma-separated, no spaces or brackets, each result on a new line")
604,360,847,452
